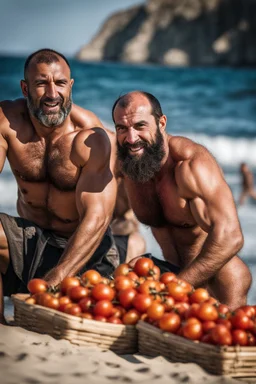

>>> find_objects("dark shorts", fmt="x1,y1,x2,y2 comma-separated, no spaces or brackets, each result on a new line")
113,235,129,264
0,213,120,296
141,253,181,275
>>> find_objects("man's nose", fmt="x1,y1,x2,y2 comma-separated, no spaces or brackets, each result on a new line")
45,82,58,99
125,128,138,144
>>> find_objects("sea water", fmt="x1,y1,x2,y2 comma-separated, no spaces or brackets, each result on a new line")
0,56,256,315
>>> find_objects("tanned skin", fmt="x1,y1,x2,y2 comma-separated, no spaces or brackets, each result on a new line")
0,54,117,323
113,91,252,310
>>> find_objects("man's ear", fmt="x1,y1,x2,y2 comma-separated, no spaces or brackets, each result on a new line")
20,80,28,97
70,78,74,87
159,115,167,132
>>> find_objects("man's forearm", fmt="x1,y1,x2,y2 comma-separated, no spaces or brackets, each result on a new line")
177,231,241,287
44,217,110,285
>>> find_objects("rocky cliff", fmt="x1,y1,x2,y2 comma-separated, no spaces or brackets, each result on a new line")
76,0,256,66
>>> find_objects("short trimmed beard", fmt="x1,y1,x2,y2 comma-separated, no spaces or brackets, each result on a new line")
27,91,72,127
117,127,165,183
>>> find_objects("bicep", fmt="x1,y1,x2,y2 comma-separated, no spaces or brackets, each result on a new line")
178,157,238,231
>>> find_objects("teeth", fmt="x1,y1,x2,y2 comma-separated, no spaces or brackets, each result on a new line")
45,102,58,107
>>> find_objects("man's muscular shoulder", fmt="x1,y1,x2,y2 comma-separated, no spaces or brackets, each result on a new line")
0,99,27,129
72,127,112,169
169,136,223,198
70,104,103,130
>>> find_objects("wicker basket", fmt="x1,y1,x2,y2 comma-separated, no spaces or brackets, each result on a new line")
137,320,256,382
12,294,138,354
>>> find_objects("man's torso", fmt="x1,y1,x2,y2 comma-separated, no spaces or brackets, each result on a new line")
1,99,93,236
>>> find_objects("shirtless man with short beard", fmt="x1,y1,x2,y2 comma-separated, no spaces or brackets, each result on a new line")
0,49,117,324
112,91,252,310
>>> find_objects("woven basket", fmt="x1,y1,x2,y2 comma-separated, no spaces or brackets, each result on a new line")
137,320,256,381
12,294,138,353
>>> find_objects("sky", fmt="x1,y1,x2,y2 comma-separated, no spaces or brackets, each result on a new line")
0,0,144,57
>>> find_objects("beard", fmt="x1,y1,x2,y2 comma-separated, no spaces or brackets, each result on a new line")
117,127,165,183
27,91,72,127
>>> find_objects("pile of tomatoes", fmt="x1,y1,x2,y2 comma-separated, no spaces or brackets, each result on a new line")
26,257,256,347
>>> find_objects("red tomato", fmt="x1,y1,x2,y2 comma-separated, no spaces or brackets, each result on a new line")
122,309,141,325
247,332,256,346
184,303,200,319
189,288,210,304
79,297,95,312
147,301,165,321
176,279,193,294
160,272,177,285
137,280,162,295
81,270,102,286
202,320,217,333
91,283,115,301
25,297,36,305
173,302,190,317
158,312,181,333
232,329,248,346
239,305,256,319
133,257,154,277
182,318,203,341
93,300,114,318
114,276,134,291
162,296,175,312
152,265,161,280
132,293,153,313
118,288,137,309
27,278,48,295
126,271,139,283
108,316,123,324
197,303,219,321
166,281,188,302
60,277,80,295
68,286,90,302
114,263,131,277
217,304,230,317
42,294,59,310
216,318,232,330
111,305,126,318
230,309,252,330
210,325,232,346
64,303,82,316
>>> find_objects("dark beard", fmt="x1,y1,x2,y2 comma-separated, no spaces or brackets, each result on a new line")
27,91,72,127
117,128,165,183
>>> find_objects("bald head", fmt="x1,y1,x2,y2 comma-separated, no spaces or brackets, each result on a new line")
112,91,163,125
24,48,71,81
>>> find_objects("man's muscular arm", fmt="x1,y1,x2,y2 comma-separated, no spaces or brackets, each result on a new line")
176,150,243,287
44,128,117,285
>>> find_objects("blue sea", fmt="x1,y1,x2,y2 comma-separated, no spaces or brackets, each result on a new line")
0,56,256,315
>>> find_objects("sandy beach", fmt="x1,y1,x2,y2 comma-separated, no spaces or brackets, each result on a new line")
0,322,245,384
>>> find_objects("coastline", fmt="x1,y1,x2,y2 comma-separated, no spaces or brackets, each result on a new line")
0,323,243,384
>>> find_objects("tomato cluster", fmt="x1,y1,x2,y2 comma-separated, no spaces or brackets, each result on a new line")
26,258,256,346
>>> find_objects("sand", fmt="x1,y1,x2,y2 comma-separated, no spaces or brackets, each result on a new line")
0,323,245,384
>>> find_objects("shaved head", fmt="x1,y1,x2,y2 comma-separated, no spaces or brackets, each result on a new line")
112,91,163,125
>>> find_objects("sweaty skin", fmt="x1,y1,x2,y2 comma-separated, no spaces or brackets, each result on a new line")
0,57,117,323
114,92,251,310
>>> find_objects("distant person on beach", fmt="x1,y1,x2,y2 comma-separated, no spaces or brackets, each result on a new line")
0,48,119,324
111,173,146,263
112,91,252,310
239,162,256,205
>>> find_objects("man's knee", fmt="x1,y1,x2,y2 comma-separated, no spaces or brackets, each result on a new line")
208,256,251,309
0,222,9,274
126,232,146,263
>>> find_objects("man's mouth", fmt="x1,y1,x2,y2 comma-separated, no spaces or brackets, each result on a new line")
42,101,61,113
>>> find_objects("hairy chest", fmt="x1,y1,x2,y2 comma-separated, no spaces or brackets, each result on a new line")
9,137,79,191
